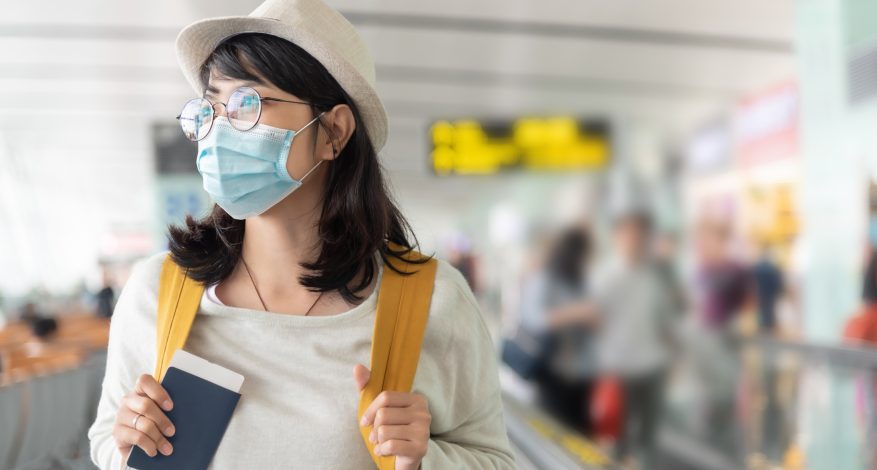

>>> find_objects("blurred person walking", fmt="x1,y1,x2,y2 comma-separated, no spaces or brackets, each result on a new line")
590,210,678,469
694,220,749,332
843,249,877,346
95,266,116,319
751,244,784,335
517,226,598,435
19,301,59,339
87,1,516,468
842,248,877,469
688,219,748,457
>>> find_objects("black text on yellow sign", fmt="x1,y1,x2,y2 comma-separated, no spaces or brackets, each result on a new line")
429,117,611,175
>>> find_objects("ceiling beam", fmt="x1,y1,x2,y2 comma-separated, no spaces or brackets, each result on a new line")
0,12,794,53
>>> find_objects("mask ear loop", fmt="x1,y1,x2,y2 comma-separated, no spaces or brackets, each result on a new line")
297,111,329,184
297,110,325,133
298,158,324,183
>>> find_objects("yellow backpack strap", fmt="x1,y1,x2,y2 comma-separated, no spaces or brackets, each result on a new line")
153,253,205,382
358,247,438,469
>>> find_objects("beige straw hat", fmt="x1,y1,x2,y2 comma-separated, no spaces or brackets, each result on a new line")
175,0,388,152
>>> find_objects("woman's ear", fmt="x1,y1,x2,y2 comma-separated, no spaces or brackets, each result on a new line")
318,103,355,161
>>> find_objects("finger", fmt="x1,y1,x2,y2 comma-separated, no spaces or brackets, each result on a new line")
352,363,371,391
372,407,413,431
120,407,175,456
122,394,175,437
116,443,131,456
370,424,424,444
360,391,415,426
114,425,159,458
374,439,421,458
121,407,162,441
133,373,173,412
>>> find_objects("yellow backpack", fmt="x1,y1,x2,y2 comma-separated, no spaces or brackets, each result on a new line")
152,247,437,470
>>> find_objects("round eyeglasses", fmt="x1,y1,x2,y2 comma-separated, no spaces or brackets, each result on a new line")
175,86,312,141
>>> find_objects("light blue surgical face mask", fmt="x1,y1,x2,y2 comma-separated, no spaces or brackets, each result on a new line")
196,113,325,219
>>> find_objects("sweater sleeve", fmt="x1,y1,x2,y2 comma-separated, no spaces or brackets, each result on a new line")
418,264,516,469
87,252,164,470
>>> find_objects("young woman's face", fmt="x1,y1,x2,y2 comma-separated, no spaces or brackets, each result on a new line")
204,68,343,183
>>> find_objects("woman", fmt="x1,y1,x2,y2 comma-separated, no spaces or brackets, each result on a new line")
518,226,597,435
87,1,515,468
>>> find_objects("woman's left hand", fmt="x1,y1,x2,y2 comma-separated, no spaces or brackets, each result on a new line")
355,364,431,470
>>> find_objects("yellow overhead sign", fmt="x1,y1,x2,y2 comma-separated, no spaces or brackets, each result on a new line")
429,116,610,175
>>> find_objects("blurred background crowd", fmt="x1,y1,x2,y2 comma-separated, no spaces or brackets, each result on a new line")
2,0,877,469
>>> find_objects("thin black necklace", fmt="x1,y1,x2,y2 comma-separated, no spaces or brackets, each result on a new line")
239,256,323,316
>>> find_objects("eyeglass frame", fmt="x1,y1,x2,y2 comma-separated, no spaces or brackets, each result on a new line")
175,86,318,142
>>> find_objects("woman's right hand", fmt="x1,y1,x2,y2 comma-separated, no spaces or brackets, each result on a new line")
112,373,176,461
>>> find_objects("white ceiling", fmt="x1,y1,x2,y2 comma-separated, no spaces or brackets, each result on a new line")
0,0,796,155
0,0,797,211
0,0,797,294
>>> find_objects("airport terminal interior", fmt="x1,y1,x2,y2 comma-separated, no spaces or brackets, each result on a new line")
2,0,877,469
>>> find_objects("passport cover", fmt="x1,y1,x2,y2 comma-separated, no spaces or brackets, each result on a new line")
126,366,241,469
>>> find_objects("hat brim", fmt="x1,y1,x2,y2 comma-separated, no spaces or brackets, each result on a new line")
175,16,388,152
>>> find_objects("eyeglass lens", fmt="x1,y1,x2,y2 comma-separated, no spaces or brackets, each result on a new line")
177,86,263,141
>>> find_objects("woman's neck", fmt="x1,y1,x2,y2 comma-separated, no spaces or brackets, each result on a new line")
240,182,324,296
215,167,381,315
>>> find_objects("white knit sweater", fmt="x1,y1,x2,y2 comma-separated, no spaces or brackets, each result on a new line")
87,250,516,469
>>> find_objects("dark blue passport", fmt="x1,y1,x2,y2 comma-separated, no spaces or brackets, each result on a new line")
126,366,242,469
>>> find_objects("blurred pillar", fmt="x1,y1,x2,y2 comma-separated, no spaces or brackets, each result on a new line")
796,0,864,342
795,0,877,467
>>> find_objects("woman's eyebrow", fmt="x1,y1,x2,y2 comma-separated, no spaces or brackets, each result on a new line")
204,80,266,99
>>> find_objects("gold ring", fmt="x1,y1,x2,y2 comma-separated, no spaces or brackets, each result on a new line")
132,413,143,430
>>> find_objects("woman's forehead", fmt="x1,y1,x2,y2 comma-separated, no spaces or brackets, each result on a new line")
204,62,303,102
203,53,302,100
208,69,262,87
206,74,279,97
207,75,257,90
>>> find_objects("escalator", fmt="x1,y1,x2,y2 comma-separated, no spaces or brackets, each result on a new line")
502,335,877,469
661,335,877,469
502,390,614,469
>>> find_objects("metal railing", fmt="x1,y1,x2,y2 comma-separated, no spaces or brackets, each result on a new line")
739,334,877,369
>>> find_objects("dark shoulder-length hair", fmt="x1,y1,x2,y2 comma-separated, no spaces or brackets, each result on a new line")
167,32,426,303
545,227,590,289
